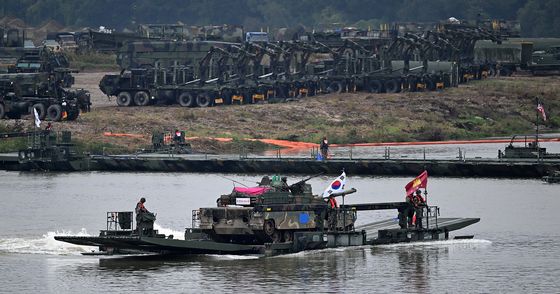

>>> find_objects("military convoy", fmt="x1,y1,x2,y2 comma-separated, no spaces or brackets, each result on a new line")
94,21,560,109
98,23,506,107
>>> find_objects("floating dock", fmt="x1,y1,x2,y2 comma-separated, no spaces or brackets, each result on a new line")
2,152,559,178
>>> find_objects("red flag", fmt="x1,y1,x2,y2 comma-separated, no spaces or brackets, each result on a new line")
537,103,547,121
405,170,428,196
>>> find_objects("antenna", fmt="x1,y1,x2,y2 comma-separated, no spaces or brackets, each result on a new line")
218,175,249,187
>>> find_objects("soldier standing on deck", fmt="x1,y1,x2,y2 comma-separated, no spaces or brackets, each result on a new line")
320,137,329,160
405,192,415,228
414,190,426,229
135,197,149,233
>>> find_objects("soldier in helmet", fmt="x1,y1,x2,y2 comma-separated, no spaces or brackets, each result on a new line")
405,192,415,228
413,190,426,229
135,197,149,233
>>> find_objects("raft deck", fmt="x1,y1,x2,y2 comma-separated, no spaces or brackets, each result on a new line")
55,217,480,256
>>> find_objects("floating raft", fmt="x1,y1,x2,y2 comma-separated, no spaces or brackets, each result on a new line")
55,216,480,256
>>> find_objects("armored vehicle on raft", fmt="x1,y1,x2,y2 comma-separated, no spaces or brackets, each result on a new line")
55,174,480,256
198,175,357,244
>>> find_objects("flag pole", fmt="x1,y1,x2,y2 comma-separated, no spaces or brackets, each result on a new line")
536,97,539,147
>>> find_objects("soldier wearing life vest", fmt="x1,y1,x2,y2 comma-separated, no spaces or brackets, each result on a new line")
413,190,426,229
135,197,149,233
405,192,415,228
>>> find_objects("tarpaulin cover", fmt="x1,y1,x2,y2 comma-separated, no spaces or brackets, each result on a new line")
233,187,270,196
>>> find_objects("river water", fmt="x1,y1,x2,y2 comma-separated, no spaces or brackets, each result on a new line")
1,170,559,293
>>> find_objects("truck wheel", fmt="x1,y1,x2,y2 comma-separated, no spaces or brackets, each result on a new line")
368,80,383,93
117,92,133,107
47,104,63,121
283,231,293,242
406,76,418,92
327,81,344,94
0,103,5,119
221,90,232,105
264,220,276,236
271,231,281,243
31,103,47,120
425,78,436,91
385,79,400,93
500,67,512,77
133,91,150,106
488,66,497,77
177,92,195,107
196,93,212,107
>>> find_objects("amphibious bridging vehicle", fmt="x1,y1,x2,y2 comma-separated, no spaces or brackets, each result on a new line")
55,176,480,256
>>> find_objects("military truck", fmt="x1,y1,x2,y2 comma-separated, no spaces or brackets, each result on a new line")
101,41,279,107
11,47,71,78
0,27,27,73
196,175,356,244
46,32,79,53
0,71,90,121
528,46,560,75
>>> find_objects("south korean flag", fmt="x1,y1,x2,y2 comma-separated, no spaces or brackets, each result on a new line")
322,171,346,198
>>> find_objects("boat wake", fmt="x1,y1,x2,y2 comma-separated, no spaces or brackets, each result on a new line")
273,245,373,258
0,223,185,256
272,239,492,258
376,238,492,249
205,254,261,260
0,229,92,255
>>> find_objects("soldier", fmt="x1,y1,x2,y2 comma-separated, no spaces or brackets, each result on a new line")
413,190,426,229
405,192,415,228
173,129,182,143
280,176,290,192
135,197,149,233
320,136,329,160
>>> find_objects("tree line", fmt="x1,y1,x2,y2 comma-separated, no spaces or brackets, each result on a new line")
1,0,559,37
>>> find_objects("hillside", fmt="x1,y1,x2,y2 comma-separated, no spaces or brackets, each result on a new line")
2,0,560,37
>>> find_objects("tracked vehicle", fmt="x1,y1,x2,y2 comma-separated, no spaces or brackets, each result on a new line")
197,175,356,244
